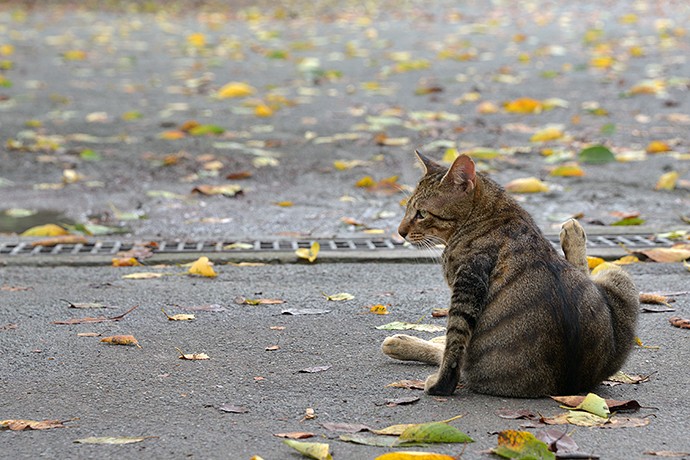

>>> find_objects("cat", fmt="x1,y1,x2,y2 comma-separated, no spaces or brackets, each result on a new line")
382,151,639,397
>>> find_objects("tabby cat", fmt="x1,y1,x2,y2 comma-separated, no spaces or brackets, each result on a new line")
382,151,639,397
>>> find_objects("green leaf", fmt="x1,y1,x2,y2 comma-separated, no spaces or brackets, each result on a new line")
611,217,645,226
492,430,555,460
600,123,616,135
283,439,332,460
578,145,615,164
376,321,445,333
80,149,101,161
188,124,225,136
397,422,473,444
563,392,610,418
339,433,399,447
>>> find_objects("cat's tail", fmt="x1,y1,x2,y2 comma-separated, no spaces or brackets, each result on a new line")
591,264,640,378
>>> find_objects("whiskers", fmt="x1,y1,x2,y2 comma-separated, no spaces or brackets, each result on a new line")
408,235,445,263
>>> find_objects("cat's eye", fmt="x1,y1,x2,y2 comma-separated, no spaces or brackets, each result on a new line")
415,210,428,220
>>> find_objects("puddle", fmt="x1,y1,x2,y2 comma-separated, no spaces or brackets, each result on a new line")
0,209,74,234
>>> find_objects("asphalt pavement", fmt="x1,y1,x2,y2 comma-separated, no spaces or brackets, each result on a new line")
1,1,690,459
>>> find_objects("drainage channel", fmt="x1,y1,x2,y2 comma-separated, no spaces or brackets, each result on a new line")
0,234,675,266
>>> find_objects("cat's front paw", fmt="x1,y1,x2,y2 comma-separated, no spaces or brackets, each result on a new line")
424,372,455,396
381,334,419,361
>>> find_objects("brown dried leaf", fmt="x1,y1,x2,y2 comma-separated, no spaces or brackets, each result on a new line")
669,316,690,329
30,235,88,247
218,404,249,413
384,396,420,407
235,297,285,305
1,419,68,431
299,365,331,373
274,432,315,439
643,451,690,457
321,422,371,433
496,409,539,420
634,244,690,263
550,395,640,412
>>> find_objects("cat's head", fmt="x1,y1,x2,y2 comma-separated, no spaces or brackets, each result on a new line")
398,150,477,246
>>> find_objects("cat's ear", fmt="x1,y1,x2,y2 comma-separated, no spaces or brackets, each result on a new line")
415,149,445,175
441,154,476,191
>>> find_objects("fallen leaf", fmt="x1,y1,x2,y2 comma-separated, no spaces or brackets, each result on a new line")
578,145,615,164
340,434,399,447
611,216,645,226
299,365,331,373
218,404,249,413
224,242,254,250
643,451,690,457
655,171,679,191
669,316,690,329
77,332,100,337
384,396,420,407
549,163,585,177
30,235,88,247
176,348,210,360
283,439,332,460
188,256,217,277
368,304,390,315
535,429,580,456
303,408,316,420
587,256,605,269
323,292,354,301
504,97,543,114
639,293,674,308
492,430,555,460
296,241,320,263
504,177,549,193
375,452,457,460
398,422,473,444
321,422,371,433
282,308,330,315
496,409,539,420
646,140,672,154
180,304,226,312
62,300,105,309
274,432,315,439
192,184,243,197
121,272,164,279
100,335,142,348
217,81,255,99
235,297,285,305
387,379,426,390
602,371,652,387
635,245,690,262
1,419,68,431
531,126,564,142
20,223,68,237
265,345,280,351
73,436,153,445
162,308,195,321
555,393,609,418
52,306,138,325
376,321,445,333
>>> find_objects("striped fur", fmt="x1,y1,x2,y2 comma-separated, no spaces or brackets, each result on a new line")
383,152,639,397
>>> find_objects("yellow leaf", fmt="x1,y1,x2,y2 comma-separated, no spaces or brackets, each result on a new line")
549,163,585,177
295,241,319,263
283,440,332,460
531,126,564,142
63,49,86,61
613,255,639,265
191,184,243,197
217,81,256,99
655,171,678,190
355,176,376,188
100,335,142,348
587,256,605,270
503,97,543,114
0,44,14,56
254,104,274,117
504,177,549,193
376,452,457,460
112,257,141,267
590,55,614,68
442,148,459,163
1,419,67,431
187,33,206,48
562,392,609,418
566,411,608,426
162,309,195,321
323,292,354,301
20,223,68,237
275,201,294,207
188,256,217,277
369,304,389,315
62,169,83,184
646,140,672,153
121,272,164,279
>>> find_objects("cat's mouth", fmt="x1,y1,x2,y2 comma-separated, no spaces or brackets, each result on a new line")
405,237,446,250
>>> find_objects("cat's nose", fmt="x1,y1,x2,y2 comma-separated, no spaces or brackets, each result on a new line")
398,227,408,239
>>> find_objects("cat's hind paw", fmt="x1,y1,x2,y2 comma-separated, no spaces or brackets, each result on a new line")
382,334,444,365
560,218,588,273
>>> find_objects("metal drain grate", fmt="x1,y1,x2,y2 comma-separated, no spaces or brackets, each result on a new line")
0,234,677,257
